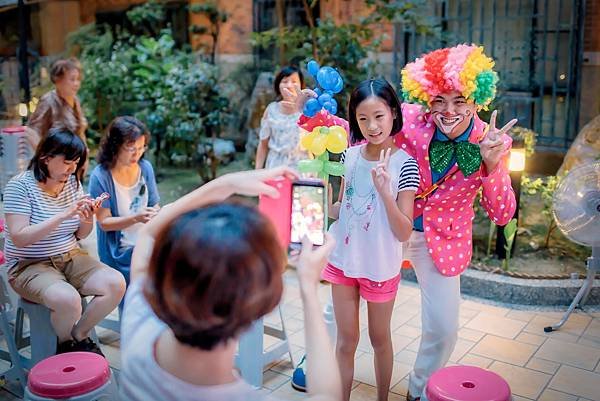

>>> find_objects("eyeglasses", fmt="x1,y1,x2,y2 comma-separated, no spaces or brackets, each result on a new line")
124,145,148,154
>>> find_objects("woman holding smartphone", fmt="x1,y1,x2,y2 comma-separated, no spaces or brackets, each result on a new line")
3,130,125,355
89,116,160,285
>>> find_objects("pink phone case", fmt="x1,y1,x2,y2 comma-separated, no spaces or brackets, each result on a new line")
258,177,292,249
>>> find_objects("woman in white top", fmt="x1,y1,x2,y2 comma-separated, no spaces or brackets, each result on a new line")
255,66,310,169
121,167,342,401
89,116,160,285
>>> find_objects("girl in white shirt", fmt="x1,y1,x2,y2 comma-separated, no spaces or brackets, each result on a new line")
322,78,419,401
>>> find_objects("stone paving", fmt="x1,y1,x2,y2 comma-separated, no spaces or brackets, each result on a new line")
2,267,600,400
1,218,599,400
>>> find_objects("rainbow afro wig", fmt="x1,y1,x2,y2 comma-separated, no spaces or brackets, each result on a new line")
401,44,498,109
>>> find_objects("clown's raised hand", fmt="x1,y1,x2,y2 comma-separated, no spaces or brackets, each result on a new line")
479,110,518,172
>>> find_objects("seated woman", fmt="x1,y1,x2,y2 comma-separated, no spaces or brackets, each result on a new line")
121,167,342,401
2,130,126,355
89,116,159,285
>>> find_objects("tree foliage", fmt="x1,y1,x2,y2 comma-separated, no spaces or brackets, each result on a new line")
67,4,230,175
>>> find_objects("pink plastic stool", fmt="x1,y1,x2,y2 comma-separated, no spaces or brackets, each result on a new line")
425,365,511,401
24,352,118,400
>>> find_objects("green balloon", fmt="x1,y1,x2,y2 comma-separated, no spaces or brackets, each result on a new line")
318,151,330,161
298,159,323,173
324,161,345,177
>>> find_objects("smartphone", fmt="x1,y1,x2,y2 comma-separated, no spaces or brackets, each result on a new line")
94,192,110,207
84,192,110,208
258,177,293,248
290,180,326,249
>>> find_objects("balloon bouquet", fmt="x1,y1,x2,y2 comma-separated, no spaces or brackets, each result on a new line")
298,60,348,180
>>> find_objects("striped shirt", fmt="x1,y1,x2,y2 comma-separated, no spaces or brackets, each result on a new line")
340,150,420,192
3,171,83,266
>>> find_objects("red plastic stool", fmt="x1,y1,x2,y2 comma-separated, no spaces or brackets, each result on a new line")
24,352,118,400
425,365,511,401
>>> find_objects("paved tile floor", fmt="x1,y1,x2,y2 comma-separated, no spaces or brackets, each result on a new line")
2,268,600,401
1,228,599,400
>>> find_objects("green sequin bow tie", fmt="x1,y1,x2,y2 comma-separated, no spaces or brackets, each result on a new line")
429,139,482,177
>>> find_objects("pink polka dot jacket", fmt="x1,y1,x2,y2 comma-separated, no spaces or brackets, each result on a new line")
395,103,517,276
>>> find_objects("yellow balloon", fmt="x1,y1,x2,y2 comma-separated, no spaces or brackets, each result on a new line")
301,131,317,150
312,126,324,136
329,126,347,138
310,134,328,156
326,126,348,154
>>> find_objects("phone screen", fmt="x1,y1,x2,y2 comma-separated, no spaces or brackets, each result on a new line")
291,183,325,246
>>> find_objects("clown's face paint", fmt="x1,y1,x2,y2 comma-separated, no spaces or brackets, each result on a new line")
430,91,477,139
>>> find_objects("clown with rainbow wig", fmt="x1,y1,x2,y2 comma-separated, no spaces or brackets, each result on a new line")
396,44,518,401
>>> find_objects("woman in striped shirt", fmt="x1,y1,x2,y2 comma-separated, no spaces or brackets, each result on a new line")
2,130,126,356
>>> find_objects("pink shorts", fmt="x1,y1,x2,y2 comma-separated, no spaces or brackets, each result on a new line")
321,263,400,303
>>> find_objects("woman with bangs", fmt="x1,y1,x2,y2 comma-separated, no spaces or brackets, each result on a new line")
89,116,160,285
2,129,126,356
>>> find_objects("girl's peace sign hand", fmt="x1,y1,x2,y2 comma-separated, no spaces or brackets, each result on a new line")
479,110,518,172
371,148,392,196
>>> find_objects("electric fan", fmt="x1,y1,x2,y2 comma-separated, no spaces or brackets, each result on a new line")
545,161,600,332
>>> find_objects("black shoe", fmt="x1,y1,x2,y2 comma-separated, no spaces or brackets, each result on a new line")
56,339,78,355
74,337,105,357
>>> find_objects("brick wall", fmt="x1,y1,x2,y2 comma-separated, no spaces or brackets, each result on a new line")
189,0,252,55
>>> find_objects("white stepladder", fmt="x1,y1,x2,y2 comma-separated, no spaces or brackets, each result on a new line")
236,304,294,388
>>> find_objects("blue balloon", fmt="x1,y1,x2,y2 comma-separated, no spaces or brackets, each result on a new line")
303,104,316,117
331,76,344,94
317,67,339,91
304,98,321,117
330,102,338,115
314,88,323,96
322,101,333,114
330,98,337,110
307,60,320,77
318,93,332,106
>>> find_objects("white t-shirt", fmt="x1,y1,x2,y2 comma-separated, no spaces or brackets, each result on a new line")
2,171,83,266
328,145,419,282
112,174,148,249
120,279,277,401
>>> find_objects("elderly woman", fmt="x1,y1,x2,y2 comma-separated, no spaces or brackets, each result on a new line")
26,58,88,149
2,129,126,355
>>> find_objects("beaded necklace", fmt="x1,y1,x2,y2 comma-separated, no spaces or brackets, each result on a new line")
342,148,378,244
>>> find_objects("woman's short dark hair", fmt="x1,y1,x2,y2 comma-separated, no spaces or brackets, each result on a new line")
96,116,150,169
50,58,82,84
29,129,87,184
143,202,285,351
348,78,403,144
274,66,305,98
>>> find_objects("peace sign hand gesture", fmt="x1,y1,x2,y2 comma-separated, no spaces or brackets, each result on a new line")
371,148,392,197
479,110,518,172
